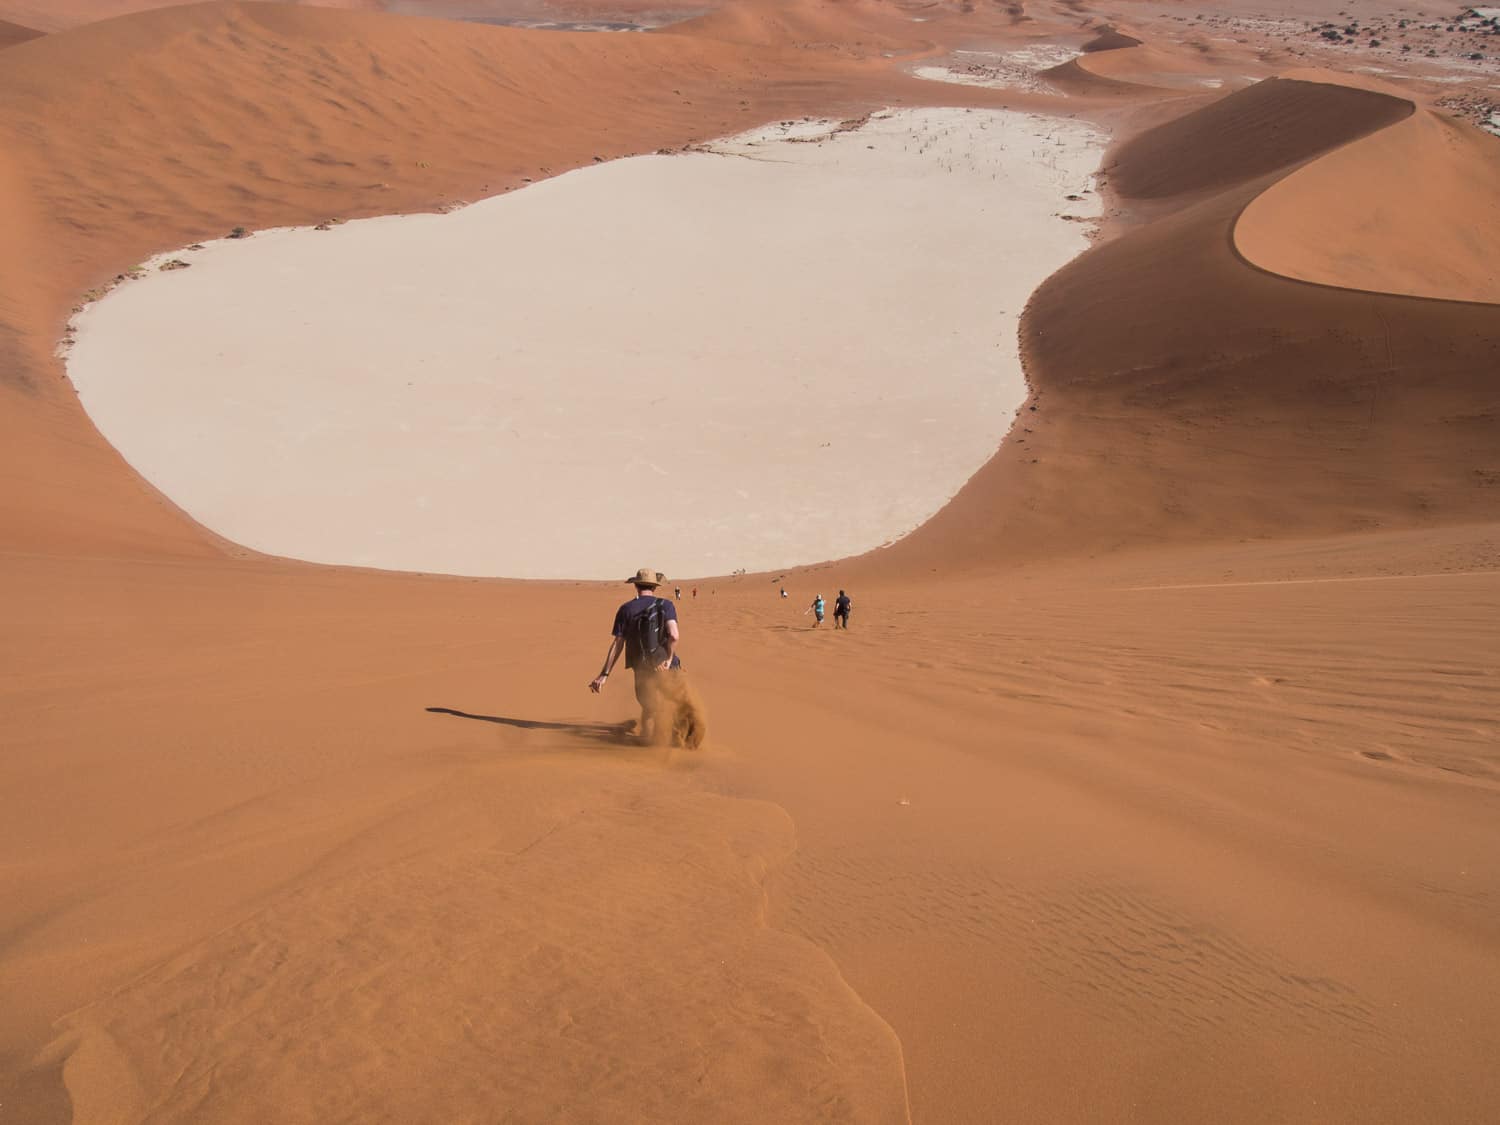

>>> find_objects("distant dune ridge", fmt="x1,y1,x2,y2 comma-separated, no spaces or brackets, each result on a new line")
1236,98,1500,303
0,0,381,32
1103,77,1413,201
0,15,41,45
1080,25,1141,53
883,72,1500,569
2,1,1499,1123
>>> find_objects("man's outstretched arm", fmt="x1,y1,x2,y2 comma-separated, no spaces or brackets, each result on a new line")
658,620,680,671
590,636,626,693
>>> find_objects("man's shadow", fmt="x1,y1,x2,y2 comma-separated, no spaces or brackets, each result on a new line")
425,707,639,747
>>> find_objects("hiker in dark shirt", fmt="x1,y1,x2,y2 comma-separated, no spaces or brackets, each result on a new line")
834,589,852,629
589,567,680,739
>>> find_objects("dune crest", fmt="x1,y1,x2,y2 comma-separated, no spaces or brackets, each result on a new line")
1105,77,1413,201
873,76,1500,570
1080,25,1141,53
1236,107,1500,305
1076,42,1225,89
0,15,40,45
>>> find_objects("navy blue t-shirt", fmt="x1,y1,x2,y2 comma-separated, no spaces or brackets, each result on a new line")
612,595,678,670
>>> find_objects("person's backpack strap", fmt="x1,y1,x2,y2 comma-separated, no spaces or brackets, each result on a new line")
635,596,665,662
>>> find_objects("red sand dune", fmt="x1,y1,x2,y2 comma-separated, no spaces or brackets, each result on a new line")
888,75,1500,570
1039,55,1161,97
0,0,380,32
2,2,1498,1123
676,0,923,52
1103,76,1413,200
1041,28,1232,98
0,15,41,44
1070,27,1245,91
1236,104,1500,304
1081,25,1142,53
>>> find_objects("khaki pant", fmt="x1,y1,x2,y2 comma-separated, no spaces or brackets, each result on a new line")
632,665,706,749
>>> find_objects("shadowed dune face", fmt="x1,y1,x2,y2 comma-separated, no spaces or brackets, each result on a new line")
875,76,1500,572
1026,184,1500,520
1042,30,1240,97
1081,26,1140,53
0,15,41,44
1236,108,1500,304
880,176,1500,570
1080,53,1216,90
1105,77,1413,200
1039,56,1150,97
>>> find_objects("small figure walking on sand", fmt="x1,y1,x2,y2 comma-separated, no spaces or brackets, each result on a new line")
806,593,825,627
674,585,682,601
834,589,852,629
589,568,704,747
780,586,788,599
692,586,698,599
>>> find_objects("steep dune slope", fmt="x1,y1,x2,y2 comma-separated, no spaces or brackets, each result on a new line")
1105,76,1412,199
1081,25,1140,52
1040,56,1158,97
1236,107,1500,304
1044,25,1243,94
878,76,1500,571
0,15,40,44
1076,40,1229,89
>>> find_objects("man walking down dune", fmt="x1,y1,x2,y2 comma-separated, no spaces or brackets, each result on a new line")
589,568,681,742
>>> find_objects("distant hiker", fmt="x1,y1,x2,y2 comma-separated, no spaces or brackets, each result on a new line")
692,586,698,598
780,586,788,599
806,593,825,627
834,589,851,629
590,568,683,742
674,586,682,601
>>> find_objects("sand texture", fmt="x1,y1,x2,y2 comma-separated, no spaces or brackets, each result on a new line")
3,1,1499,1123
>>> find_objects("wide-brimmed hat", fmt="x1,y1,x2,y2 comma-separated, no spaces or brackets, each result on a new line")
626,568,665,588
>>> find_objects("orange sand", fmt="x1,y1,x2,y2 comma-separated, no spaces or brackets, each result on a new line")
2,2,1498,1123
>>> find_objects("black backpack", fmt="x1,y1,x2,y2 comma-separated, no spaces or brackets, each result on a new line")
634,598,667,664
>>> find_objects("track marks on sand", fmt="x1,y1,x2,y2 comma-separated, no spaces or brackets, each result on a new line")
777,853,1380,1047
40,777,910,1124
